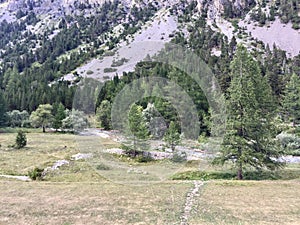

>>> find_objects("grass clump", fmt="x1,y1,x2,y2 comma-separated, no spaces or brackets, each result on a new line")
96,163,110,170
170,152,187,163
28,167,44,180
172,171,235,181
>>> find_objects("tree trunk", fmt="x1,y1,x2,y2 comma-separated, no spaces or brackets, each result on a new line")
171,144,175,152
133,136,137,157
237,163,243,180
42,126,45,133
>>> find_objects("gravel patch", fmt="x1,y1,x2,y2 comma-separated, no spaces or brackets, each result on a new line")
180,181,204,225
240,17,300,57
51,160,69,170
72,153,93,161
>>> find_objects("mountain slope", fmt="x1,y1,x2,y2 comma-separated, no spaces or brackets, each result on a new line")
0,0,299,112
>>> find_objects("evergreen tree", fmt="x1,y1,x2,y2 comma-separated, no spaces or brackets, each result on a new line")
53,103,66,130
30,104,53,132
96,100,112,130
214,46,283,180
164,121,181,152
0,91,7,127
128,103,149,152
283,73,300,127
15,131,27,149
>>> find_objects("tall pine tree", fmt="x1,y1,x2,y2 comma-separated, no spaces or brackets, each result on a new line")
128,103,149,153
214,45,283,179
283,73,300,128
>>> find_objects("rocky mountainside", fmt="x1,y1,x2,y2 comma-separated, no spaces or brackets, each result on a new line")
0,0,299,113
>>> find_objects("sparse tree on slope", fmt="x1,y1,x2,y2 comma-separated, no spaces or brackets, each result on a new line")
214,45,283,180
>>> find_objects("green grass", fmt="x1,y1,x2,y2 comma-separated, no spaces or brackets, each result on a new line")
1,130,300,224
172,166,300,181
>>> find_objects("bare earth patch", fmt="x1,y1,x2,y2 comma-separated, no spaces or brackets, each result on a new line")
240,18,300,58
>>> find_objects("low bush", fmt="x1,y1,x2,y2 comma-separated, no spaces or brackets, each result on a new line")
171,152,187,163
96,163,110,170
104,68,117,73
137,152,154,163
28,167,44,180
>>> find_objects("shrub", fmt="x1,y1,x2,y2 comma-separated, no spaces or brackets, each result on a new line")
96,163,110,170
86,70,94,75
277,132,300,155
172,170,235,181
292,23,299,30
104,68,117,73
28,167,44,180
15,131,27,149
171,151,187,163
137,152,154,163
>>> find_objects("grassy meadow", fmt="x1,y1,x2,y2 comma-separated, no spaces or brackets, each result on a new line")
0,130,299,224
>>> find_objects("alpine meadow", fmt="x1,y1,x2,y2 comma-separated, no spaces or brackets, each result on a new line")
0,0,300,224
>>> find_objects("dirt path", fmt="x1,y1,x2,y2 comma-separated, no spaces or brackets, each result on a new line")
0,175,31,181
180,181,204,225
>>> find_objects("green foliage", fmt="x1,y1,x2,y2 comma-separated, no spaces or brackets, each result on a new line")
53,103,66,130
283,73,300,127
172,169,300,181
164,121,180,152
172,170,236,181
7,110,30,127
96,100,111,130
15,131,27,149
277,132,300,156
0,91,7,127
97,62,209,136
142,103,167,139
128,104,149,151
104,68,117,73
0,1,157,113
111,58,129,67
170,151,187,163
214,45,283,180
28,167,44,180
62,109,88,131
30,104,54,132
136,153,154,163
275,0,300,26
96,163,111,170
